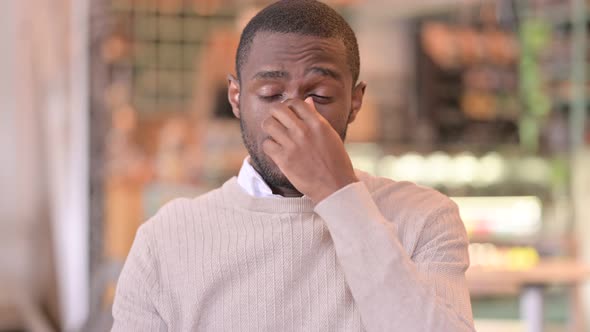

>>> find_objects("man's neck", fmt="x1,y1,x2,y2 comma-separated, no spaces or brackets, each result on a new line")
269,185,303,198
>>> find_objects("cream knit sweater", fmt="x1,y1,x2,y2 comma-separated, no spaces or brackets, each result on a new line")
112,171,474,331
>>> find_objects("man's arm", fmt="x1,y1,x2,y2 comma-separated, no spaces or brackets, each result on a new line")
112,224,167,332
315,182,474,332
260,97,474,330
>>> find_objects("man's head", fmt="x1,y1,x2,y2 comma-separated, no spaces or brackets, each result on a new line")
235,0,360,84
228,0,366,192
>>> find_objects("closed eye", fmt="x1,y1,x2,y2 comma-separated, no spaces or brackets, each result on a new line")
309,94,332,104
259,94,283,102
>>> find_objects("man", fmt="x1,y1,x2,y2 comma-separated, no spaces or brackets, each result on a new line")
112,1,475,331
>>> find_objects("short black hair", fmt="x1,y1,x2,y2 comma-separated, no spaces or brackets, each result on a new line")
236,0,360,84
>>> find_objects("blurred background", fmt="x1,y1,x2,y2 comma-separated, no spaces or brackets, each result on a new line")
1,0,589,331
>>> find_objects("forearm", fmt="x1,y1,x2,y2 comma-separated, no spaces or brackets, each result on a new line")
314,182,474,332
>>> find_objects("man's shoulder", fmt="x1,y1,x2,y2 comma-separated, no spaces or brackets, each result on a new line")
355,169,457,219
355,170,464,253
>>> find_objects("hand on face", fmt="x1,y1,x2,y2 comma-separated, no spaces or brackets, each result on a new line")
261,97,358,204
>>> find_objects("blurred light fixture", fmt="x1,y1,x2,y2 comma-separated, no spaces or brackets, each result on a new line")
452,196,542,238
425,151,452,185
451,152,479,186
475,152,506,185
394,153,426,183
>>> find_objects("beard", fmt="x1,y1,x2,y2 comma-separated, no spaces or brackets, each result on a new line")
239,113,350,193
240,118,297,190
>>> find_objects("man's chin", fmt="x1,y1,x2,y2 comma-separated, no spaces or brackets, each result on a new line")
250,155,296,190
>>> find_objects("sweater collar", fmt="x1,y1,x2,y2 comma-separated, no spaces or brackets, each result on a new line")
222,177,316,214
236,156,285,199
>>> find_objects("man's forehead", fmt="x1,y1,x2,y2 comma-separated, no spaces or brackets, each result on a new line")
251,66,343,82
244,32,348,81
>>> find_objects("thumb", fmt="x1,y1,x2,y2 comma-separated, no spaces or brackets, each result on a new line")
304,96,315,108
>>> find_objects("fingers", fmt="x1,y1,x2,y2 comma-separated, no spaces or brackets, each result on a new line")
270,105,302,131
262,137,282,157
264,97,325,150
261,116,290,146
282,97,320,123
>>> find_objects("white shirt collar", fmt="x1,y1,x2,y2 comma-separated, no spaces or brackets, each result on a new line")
237,156,283,198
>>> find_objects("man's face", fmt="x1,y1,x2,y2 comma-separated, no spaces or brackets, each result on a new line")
228,31,363,190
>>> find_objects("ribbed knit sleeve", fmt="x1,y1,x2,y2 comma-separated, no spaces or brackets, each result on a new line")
314,181,475,332
112,223,167,332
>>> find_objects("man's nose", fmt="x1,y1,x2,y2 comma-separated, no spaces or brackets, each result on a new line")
281,91,305,103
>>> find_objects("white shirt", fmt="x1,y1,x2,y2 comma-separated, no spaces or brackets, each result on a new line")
237,156,284,198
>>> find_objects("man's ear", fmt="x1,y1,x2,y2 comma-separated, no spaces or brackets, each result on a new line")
348,81,367,124
227,74,241,119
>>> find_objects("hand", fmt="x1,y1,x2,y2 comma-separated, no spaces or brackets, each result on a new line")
261,97,358,204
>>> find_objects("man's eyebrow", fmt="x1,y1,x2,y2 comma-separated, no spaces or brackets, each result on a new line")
252,70,290,80
306,66,343,81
